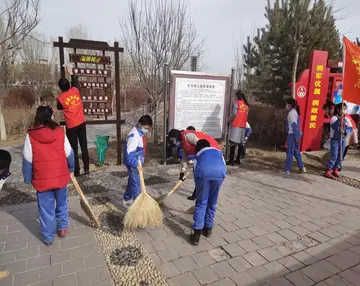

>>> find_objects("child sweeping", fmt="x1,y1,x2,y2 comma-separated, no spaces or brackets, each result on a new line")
22,106,75,245
122,115,153,206
282,98,306,175
168,128,221,201
0,150,11,192
324,103,353,179
191,139,226,245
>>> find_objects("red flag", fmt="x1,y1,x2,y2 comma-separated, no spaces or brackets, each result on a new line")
343,37,360,104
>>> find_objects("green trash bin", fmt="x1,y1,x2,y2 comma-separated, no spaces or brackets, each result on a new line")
94,135,110,166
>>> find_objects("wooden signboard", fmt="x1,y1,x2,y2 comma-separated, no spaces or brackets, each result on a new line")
79,82,111,90
81,95,112,103
70,54,111,65
73,68,111,77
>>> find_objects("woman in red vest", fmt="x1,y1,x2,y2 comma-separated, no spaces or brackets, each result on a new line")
168,128,221,199
227,90,249,166
23,106,75,245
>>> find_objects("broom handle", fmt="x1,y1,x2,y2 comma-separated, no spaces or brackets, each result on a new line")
166,173,189,198
71,174,89,203
138,158,147,195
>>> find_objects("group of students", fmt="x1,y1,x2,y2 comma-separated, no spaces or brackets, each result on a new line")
2,77,356,247
282,98,357,179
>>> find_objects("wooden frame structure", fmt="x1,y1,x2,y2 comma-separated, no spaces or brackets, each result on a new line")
54,37,125,164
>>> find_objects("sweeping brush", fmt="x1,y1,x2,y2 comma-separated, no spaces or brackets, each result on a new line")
71,175,101,228
0,270,10,279
123,159,163,229
156,173,189,205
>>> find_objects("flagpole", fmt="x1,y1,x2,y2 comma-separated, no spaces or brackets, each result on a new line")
340,36,346,162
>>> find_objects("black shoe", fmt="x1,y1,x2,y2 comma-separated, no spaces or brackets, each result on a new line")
190,229,201,246
43,241,52,246
226,160,235,166
202,227,212,238
187,195,196,201
84,170,90,176
227,146,236,166
74,173,80,178
235,158,241,165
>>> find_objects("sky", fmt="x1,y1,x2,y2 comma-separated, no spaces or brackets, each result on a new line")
38,0,360,74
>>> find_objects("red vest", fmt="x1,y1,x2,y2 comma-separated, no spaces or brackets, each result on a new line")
232,100,249,128
57,87,85,129
28,125,70,192
181,130,221,155
142,136,147,158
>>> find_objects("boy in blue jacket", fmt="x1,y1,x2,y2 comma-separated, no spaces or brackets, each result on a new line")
122,115,153,205
325,103,353,179
191,139,226,246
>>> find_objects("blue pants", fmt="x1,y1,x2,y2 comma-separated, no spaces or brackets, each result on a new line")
285,134,304,171
36,187,69,244
327,138,346,170
193,178,223,230
123,167,140,201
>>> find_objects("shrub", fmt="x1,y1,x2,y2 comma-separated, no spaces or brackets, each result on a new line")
6,87,37,108
248,103,287,147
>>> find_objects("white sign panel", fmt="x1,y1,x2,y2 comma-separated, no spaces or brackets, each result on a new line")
174,78,226,138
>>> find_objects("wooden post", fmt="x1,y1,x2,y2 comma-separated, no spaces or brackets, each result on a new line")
225,68,236,159
58,37,65,79
163,63,169,165
114,42,122,165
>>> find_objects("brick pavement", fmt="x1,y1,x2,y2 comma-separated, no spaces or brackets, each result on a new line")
0,197,114,286
132,169,360,286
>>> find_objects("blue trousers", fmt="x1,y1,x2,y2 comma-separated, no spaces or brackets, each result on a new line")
327,138,346,170
36,187,69,244
285,134,304,171
123,167,140,201
193,178,223,230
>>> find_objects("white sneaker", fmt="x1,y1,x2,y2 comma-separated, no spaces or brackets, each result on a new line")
299,167,307,173
280,170,291,176
122,199,134,206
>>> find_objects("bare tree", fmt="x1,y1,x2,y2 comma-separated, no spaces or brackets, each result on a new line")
0,0,40,141
120,0,204,140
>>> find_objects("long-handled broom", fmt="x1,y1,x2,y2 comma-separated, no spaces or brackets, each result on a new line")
123,159,163,229
156,173,189,205
0,270,10,279
71,174,101,228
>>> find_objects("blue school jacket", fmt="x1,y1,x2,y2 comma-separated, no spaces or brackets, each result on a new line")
193,147,226,179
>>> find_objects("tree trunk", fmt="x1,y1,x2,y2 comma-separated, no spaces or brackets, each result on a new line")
292,45,301,99
0,100,7,141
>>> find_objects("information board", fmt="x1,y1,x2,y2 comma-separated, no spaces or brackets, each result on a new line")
169,71,230,139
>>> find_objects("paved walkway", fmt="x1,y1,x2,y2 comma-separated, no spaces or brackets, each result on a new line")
112,169,360,286
0,197,113,286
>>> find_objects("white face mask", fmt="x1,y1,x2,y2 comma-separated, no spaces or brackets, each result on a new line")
286,105,291,111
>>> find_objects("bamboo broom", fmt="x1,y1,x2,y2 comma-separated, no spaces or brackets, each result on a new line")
156,173,189,205
71,174,100,228
0,270,10,279
123,159,163,229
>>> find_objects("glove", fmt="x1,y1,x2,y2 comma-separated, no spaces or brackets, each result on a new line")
179,172,185,181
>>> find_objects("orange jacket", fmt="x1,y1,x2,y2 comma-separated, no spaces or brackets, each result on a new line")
231,100,249,128
181,130,221,155
57,87,85,129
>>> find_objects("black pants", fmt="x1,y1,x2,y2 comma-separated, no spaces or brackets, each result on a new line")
343,145,350,160
66,122,89,176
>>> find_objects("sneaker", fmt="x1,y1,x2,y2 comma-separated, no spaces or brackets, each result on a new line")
187,195,196,201
333,168,340,178
58,229,68,238
281,170,291,176
202,227,212,238
122,199,134,206
190,229,201,246
324,169,335,179
84,170,90,176
226,160,235,166
43,241,53,246
299,167,307,173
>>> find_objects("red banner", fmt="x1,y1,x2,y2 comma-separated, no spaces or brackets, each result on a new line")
301,51,328,151
343,37,360,104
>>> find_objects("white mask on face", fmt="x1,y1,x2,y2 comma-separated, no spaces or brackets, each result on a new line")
286,104,291,111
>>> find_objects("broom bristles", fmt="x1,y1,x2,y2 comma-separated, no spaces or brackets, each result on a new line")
0,270,10,279
123,192,163,229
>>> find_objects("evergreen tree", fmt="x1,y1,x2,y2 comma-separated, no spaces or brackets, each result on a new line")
243,0,341,105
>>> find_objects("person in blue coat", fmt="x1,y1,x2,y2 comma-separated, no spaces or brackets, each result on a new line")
282,98,306,175
191,139,226,246
122,115,153,205
325,103,353,179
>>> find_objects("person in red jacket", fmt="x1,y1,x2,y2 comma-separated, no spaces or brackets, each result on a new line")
22,106,75,245
168,128,221,199
227,90,249,166
57,63,88,177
